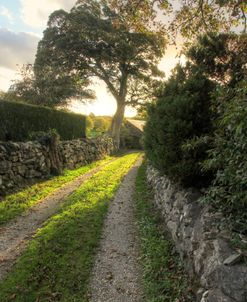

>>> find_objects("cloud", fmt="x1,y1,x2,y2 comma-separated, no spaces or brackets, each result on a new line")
20,0,76,28
0,67,19,91
0,28,40,70
0,6,14,23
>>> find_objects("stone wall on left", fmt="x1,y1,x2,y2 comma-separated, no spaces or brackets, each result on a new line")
0,136,114,196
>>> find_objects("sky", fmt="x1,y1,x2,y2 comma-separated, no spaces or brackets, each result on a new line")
0,0,184,117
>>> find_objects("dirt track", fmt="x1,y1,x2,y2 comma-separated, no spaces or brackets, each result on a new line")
0,161,114,281
89,157,144,302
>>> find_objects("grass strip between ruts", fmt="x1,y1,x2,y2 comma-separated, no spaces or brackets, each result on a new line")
0,152,141,302
0,156,115,226
134,163,195,302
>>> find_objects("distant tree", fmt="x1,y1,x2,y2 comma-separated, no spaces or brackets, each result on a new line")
86,115,94,133
93,117,110,132
35,0,165,148
89,112,95,118
6,64,95,108
0,90,6,99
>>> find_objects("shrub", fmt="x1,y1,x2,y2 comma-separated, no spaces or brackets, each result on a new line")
86,116,112,138
86,115,94,134
144,64,215,187
0,100,86,141
202,82,247,234
93,116,110,132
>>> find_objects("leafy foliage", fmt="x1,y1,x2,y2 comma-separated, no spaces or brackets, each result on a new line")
107,0,247,40
93,116,111,132
86,115,94,134
107,0,171,33
187,33,247,86
169,0,247,40
145,32,247,233
35,0,165,147
86,115,112,138
0,100,86,141
202,82,247,234
5,64,94,108
144,64,215,187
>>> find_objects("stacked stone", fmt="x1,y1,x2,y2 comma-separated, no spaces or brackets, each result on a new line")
0,136,114,196
59,136,114,169
146,164,247,302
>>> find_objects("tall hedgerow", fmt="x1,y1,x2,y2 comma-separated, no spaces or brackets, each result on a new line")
145,32,247,234
144,64,215,187
0,100,86,141
202,82,247,234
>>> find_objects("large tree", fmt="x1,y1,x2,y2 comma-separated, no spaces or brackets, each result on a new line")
35,0,165,148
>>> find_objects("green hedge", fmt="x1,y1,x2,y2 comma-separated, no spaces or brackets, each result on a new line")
144,65,214,187
0,100,86,141
202,83,247,234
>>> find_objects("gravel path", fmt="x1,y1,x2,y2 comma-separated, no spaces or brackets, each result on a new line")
89,157,144,302
0,160,115,281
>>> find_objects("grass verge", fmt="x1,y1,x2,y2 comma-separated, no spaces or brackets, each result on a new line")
135,163,195,302
0,152,140,302
0,156,114,225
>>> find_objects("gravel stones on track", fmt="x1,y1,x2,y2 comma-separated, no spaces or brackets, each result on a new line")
89,157,144,302
0,162,114,281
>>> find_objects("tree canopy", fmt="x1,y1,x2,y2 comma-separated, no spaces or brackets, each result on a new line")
186,33,247,86
5,64,94,108
106,0,247,39
169,0,247,39
35,0,166,147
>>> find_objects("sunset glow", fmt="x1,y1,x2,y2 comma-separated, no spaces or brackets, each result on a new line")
0,0,184,117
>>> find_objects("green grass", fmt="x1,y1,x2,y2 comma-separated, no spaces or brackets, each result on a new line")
0,153,140,302
135,163,195,302
0,156,114,226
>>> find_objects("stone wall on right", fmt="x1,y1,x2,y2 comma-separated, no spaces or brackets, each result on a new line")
146,164,247,302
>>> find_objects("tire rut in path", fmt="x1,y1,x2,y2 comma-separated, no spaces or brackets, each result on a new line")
89,157,144,302
0,159,116,281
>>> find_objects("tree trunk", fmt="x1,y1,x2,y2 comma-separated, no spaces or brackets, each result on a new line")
111,102,125,149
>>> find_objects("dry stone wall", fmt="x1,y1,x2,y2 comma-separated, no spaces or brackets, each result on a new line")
146,164,247,302
0,136,113,196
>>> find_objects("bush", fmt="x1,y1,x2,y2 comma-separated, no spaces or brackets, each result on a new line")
0,100,86,141
144,64,215,187
86,115,94,134
202,82,247,234
93,116,110,132
86,116,111,138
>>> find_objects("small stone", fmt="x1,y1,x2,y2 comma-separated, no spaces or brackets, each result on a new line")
0,161,11,174
105,271,114,280
223,253,242,266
